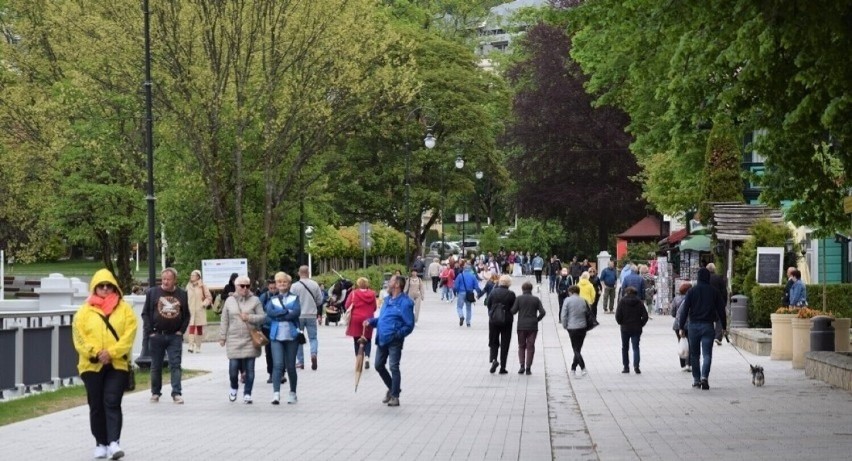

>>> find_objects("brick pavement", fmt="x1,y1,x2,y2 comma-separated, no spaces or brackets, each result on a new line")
1,275,851,460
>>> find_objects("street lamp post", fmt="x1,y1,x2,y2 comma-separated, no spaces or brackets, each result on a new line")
475,170,484,233
455,155,465,258
404,127,437,270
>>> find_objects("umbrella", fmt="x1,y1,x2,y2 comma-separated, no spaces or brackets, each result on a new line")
354,324,367,392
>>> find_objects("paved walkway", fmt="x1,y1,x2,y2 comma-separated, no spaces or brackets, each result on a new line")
2,276,851,460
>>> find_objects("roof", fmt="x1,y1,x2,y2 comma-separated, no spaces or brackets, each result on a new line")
680,234,712,252
658,228,688,246
617,215,664,239
710,202,785,241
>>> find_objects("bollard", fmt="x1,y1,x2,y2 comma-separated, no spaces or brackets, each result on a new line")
810,316,835,352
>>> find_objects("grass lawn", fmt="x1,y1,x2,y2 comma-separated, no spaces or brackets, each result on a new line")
0,368,207,427
4,260,153,277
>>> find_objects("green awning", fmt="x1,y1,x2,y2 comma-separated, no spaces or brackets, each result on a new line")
679,234,711,252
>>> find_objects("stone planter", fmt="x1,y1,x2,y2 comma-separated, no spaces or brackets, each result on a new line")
770,313,795,360
835,318,851,352
791,317,811,369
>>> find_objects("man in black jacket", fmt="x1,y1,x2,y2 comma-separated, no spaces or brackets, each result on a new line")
142,267,190,403
677,268,726,390
615,287,648,374
706,263,728,345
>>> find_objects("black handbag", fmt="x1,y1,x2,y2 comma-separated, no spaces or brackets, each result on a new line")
489,302,507,326
584,302,599,331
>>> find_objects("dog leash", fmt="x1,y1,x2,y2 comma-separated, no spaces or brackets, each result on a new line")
725,333,757,367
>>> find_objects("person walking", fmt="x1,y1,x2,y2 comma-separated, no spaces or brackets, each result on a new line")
345,277,377,369
589,266,602,317
185,269,212,353
511,281,546,375
292,265,324,370
454,260,483,327
258,279,284,384
531,253,545,286
556,269,575,321
142,267,190,404
440,262,456,303
578,272,596,310
218,276,265,404
486,275,516,374
561,285,590,377
265,272,302,404
677,268,727,390
72,269,137,460
404,268,425,323
599,261,618,314
706,263,729,345
548,256,562,293
671,281,692,371
639,264,656,316
364,275,415,407
615,286,648,374
620,264,645,300
789,269,808,306
428,257,442,293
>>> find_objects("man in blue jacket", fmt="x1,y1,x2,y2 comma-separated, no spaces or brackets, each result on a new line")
599,261,618,314
677,268,727,390
365,275,415,407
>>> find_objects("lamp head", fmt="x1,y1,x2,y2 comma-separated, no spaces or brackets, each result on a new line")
305,225,315,240
424,132,436,149
475,171,483,180
455,156,464,170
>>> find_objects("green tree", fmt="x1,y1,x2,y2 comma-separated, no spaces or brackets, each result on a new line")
698,116,744,222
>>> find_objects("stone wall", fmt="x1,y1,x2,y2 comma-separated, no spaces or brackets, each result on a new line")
729,328,772,356
805,352,852,392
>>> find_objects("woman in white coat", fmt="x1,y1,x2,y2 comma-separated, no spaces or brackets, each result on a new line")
218,276,265,403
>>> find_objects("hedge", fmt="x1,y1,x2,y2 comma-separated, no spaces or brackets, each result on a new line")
749,284,852,327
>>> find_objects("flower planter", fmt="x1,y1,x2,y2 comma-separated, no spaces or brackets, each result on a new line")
791,317,811,369
770,313,795,360
835,318,851,352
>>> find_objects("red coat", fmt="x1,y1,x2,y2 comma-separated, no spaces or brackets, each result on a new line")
441,267,456,289
345,289,377,339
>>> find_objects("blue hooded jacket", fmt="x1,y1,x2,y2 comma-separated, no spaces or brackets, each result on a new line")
265,292,301,340
368,292,415,346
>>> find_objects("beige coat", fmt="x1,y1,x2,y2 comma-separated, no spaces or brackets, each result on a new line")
186,281,212,327
404,276,425,300
218,293,265,359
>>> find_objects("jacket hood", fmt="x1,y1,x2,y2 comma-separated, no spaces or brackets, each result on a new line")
352,289,376,303
88,269,123,296
697,267,711,284
579,279,592,286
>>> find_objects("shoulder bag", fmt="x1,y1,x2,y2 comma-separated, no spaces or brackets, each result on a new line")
98,314,135,391
584,302,599,332
463,276,476,303
243,318,269,348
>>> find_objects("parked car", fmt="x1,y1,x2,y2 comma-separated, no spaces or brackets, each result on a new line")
454,239,480,255
428,241,460,255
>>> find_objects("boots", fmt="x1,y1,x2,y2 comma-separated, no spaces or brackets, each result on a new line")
187,334,195,353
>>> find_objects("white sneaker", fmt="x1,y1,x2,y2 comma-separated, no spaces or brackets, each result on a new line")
107,441,124,460
271,392,280,405
228,389,237,402
93,445,108,459
573,369,582,378
287,391,298,404
581,369,588,376
243,394,252,404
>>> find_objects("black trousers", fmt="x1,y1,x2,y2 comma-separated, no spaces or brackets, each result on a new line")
488,321,513,368
81,365,128,446
263,327,273,374
431,276,440,293
567,328,587,370
534,270,543,284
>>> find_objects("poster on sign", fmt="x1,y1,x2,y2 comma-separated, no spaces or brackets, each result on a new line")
202,259,249,289
755,247,783,285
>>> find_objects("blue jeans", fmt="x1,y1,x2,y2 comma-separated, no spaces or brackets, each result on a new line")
295,318,318,365
688,322,716,382
374,339,403,398
620,330,641,369
229,358,256,395
149,333,183,397
271,340,298,393
441,285,454,301
549,274,558,292
456,292,473,325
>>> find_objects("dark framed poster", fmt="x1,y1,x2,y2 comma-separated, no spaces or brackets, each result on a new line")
756,247,784,285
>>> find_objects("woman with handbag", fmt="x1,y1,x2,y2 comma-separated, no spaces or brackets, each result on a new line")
186,269,212,353
561,285,589,378
671,282,692,371
403,269,425,323
485,275,516,374
265,272,302,405
345,277,377,369
218,275,266,403
72,269,138,460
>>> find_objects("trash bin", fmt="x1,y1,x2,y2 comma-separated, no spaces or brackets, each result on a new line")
730,294,749,328
810,316,835,352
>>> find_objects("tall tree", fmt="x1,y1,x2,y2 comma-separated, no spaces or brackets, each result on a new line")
698,116,744,222
505,23,646,253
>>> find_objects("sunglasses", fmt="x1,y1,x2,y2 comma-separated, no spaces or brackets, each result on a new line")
96,283,114,290
238,284,251,288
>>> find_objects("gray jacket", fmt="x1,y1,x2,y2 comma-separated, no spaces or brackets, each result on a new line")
291,278,324,318
511,293,546,331
561,294,588,330
218,294,265,359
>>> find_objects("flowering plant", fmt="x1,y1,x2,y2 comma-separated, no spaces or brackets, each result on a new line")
775,306,802,315
796,307,834,319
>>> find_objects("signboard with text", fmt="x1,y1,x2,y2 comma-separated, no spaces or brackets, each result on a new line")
755,247,784,285
201,259,249,289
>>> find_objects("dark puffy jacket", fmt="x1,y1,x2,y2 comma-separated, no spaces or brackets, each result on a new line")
615,294,648,333
677,268,726,330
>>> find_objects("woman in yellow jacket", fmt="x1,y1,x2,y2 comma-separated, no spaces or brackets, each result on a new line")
578,271,596,307
72,269,138,460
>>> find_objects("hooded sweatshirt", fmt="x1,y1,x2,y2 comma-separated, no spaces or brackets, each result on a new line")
345,288,378,339
72,269,138,374
677,268,726,330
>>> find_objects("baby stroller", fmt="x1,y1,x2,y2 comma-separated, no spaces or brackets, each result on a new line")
325,278,353,326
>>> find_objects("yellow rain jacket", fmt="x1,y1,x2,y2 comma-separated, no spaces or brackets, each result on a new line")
578,278,596,306
72,269,138,374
